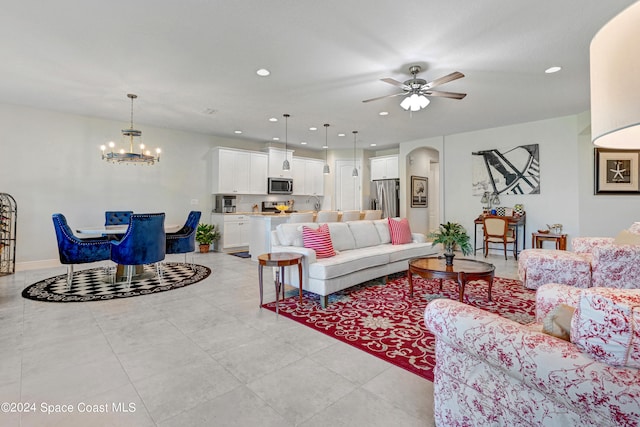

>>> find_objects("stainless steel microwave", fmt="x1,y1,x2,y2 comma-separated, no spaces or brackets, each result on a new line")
268,177,293,194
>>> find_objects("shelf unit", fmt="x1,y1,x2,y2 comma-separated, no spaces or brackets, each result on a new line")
0,193,16,275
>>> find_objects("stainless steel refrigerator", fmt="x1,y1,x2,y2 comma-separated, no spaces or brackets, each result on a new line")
371,179,400,218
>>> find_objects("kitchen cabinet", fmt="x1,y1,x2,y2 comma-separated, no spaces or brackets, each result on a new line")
267,148,294,178
370,155,399,180
211,213,251,250
211,147,267,194
292,157,324,195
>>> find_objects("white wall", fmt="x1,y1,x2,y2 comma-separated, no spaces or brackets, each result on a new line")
5,102,640,269
0,104,215,268
399,113,640,251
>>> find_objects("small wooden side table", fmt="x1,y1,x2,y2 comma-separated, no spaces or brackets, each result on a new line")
531,233,567,250
258,252,303,314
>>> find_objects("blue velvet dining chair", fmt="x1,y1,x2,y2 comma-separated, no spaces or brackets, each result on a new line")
110,213,166,286
166,211,201,268
52,213,112,289
105,211,133,226
104,210,133,240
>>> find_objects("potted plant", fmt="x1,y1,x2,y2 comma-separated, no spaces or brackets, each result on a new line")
196,223,220,253
429,222,473,265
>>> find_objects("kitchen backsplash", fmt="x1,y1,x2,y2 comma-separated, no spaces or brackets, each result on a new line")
214,194,327,213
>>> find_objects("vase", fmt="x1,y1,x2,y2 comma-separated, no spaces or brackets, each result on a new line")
444,252,455,266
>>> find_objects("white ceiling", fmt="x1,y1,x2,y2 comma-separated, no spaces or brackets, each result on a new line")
0,1,636,151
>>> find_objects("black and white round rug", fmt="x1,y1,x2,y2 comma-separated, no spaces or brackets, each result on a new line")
22,262,211,303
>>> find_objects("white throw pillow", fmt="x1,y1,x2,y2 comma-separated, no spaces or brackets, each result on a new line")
276,222,318,247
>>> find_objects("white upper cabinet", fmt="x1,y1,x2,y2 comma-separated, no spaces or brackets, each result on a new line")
212,148,268,194
370,155,399,180
291,157,324,195
267,148,294,178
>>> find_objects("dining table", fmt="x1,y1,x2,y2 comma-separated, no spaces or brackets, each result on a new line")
75,223,181,281
75,224,181,236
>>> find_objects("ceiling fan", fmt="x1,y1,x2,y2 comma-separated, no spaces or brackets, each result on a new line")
363,65,466,111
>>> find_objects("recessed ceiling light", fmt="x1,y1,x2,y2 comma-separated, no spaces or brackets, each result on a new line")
370,143,377,147
272,137,280,141
309,127,317,131
234,130,242,134
379,111,389,116
269,117,278,122
545,66,562,74
338,133,345,137
300,141,307,145
256,68,270,76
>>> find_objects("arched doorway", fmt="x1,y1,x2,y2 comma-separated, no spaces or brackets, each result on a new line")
405,147,440,235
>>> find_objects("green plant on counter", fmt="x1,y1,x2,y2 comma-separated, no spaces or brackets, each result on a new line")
428,221,472,255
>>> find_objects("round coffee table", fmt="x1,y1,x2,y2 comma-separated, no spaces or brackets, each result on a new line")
407,256,495,302
258,252,303,314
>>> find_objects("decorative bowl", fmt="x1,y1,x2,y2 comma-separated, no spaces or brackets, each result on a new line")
538,229,550,234
275,205,289,214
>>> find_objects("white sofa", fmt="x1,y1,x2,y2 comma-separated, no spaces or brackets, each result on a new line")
270,219,439,307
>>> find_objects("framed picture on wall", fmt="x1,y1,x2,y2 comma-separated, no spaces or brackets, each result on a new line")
411,175,428,207
594,148,640,194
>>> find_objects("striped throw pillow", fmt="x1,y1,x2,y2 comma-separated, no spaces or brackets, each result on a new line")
302,224,336,258
388,218,412,245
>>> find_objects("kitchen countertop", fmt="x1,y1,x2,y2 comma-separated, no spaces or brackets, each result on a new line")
213,211,315,216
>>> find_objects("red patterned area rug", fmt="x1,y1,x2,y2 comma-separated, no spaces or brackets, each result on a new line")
262,274,535,382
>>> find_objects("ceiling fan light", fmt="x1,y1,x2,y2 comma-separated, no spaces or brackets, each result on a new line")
419,95,430,108
400,96,412,110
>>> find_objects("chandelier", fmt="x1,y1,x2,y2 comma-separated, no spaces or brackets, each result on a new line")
100,94,161,165
352,131,359,177
282,113,290,171
323,123,330,175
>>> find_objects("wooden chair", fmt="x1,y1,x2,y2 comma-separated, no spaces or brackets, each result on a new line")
288,212,314,223
363,210,382,220
340,210,361,222
315,211,339,222
483,215,517,260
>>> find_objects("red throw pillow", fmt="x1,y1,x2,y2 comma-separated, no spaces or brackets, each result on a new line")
302,224,336,258
388,218,412,245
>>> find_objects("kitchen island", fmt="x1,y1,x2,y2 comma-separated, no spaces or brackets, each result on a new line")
249,214,294,261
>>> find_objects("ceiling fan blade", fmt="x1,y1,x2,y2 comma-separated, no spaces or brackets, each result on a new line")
423,90,467,99
362,92,407,103
425,71,465,89
380,78,407,88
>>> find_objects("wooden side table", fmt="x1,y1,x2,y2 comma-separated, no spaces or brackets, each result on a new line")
258,252,303,314
531,233,567,250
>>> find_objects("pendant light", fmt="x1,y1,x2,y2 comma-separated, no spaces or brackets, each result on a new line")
282,113,290,171
323,123,330,175
352,130,359,178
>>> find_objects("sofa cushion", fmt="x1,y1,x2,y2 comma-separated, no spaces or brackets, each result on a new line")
614,229,640,246
629,222,640,234
542,304,575,341
348,220,381,249
326,222,356,251
373,219,391,244
276,222,318,247
571,287,640,368
388,217,412,245
307,247,389,280
302,224,335,258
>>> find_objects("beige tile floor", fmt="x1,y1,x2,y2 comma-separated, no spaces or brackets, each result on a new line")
0,251,518,426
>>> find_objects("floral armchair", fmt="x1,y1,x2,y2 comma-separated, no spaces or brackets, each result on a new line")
424,284,640,427
519,223,640,290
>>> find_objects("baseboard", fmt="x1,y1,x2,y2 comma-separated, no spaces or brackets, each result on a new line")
16,259,60,272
